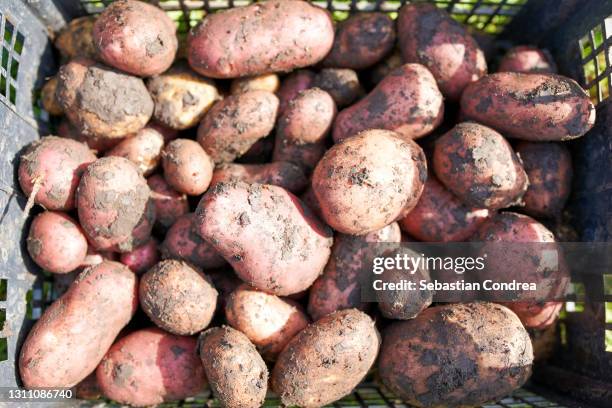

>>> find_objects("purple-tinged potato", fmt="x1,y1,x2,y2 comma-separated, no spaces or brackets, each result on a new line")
19,261,138,388
97,328,206,407
210,162,308,194
56,58,153,139
277,69,314,114
93,0,177,77
300,185,323,220
54,16,97,60
198,326,268,408
271,309,380,407
308,222,401,321
313,129,427,235
515,141,573,218
208,268,243,313
433,122,528,210
398,3,487,100
77,156,154,252
195,182,333,296
369,50,402,86
499,45,557,74
140,260,218,335
399,174,490,241
273,88,336,172
237,136,275,164
333,64,444,143
378,303,533,408
27,211,88,274
322,12,396,70
161,213,227,269
162,139,214,196
231,73,280,95
461,72,596,141
187,0,334,78
225,284,310,360
147,174,189,229
120,238,160,275
18,136,96,211
106,126,165,176
197,91,279,163
312,68,363,108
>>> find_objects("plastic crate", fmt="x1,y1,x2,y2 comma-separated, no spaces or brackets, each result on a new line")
0,0,610,407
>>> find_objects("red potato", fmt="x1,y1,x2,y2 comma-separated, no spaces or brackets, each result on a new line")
18,136,96,211
300,185,323,220
41,76,63,115
273,88,336,172
322,12,396,70
187,0,334,78
308,222,401,321
312,68,363,108
161,213,227,269
197,91,279,164
230,73,280,95
27,211,88,274
208,269,243,313
397,3,487,100
313,129,427,235
140,260,218,335
195,182,333,296
433,122,528,210
210,162,308,194
58,118,120,153
56,58,154,139
106,126,165,176
120,238,160,274
162,139,214,196
93,0,177,77
77,156,155,252
333,64,444,143
515,141,573,218
19,261,138,388
277,69,314,114
499,45,557,74
399,174,490,241
461,72,596,141
271,309,380,407
147,174,189,229
97,328,206,406
225,284,310,360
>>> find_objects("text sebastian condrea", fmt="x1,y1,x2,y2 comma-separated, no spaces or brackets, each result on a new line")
372,279,537,291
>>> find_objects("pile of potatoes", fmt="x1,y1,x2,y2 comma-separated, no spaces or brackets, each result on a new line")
20,1,595,407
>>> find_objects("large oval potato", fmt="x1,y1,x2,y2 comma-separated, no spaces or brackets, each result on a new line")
313,129,427,235
271,309,380,407
197,91,279,163
188,0,334,78
196,182,333,296
378,302,533,407
333,64,444,143
225,284,310,360
198,326,268,408
398,3,487,100
56,58,153,139
19,261,138,388
77,156,154,252
308,223,401,321
461,72,596,141
433,122,528,210
97,328,206,407
211,162,308,194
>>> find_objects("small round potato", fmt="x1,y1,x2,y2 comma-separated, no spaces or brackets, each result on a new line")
312,68,363,108
498,45,557,74
312,129,427,235
433,122,528,210
162,213,226,269
147,64,220,129
198,326,268,408
106,126,165,176
97,328,206,406
197,91,279,163
54,16,97,60
56,58,154,139
322,12,396,70
140,259,218,335
147,174,189,229
93,0,178,77
119,238,160,275
515,141,573,218
225,284,310,360
162,139,214,196
230,73,280,95
41,76,63,115
271,309,380,407
277,69,314,114
18,136,96,211
378,303,533,407
27,211,88,274
211,162,308,193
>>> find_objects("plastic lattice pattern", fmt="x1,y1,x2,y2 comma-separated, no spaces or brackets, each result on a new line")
579,15,612,104
0,11,24,109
